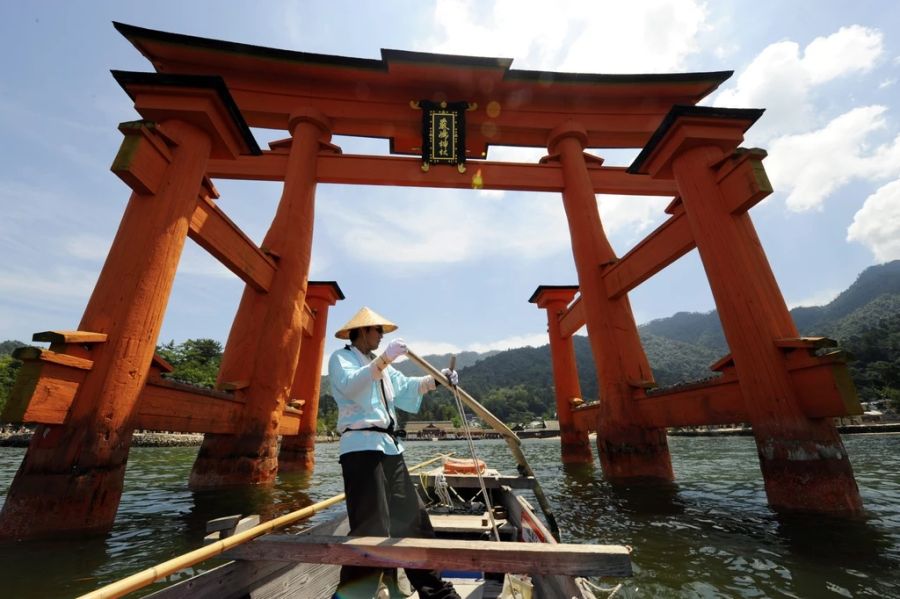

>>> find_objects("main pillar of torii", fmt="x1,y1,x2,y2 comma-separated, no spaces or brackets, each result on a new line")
279,281,344,472
0,75,260,539
189,108,334,487
529,286,593,465
542,122,674,481
630,106,862,512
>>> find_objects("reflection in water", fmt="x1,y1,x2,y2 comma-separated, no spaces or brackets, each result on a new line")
0,435,898,598
0,536,111,598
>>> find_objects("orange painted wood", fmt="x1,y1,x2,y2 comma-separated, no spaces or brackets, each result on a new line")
130,89,247,160
530,287,592,465
714,148,772,214
280,283,343,472
0,120,215,540
301,302,315,337
12,347,93,370
1,360,82,425
191,111,329,488
279,412,301,436
558,295,585,338
550,121,671,481
602,209,696,299
110,120,173,194
656,115,862,512
571,352,861,430
31,330,109,345
207,153,679,196
188,194,276,292
136,379,243,433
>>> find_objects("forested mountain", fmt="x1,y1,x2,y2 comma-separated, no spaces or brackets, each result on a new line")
1,261,897,428
0,340,25,356
0,341,25,416
397,259,900,425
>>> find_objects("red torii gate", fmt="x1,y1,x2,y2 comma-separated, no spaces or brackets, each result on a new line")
531,109,863,513
0,23,862,539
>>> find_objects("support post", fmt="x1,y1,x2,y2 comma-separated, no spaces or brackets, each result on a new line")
547,122,673,481
633,106,862,514
190,108,332,487
529,286,593,464
0,121,213,539
279,282,344,472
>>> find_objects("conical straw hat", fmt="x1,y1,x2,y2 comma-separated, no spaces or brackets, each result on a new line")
334,306,398,339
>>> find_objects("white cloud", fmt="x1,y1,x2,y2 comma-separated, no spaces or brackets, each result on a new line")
319,188,571,269
403,331,551,358
766,105,900,211
466,332,549,353
0,266,96,303
847,179,900,262
599,195,671,244
62,234,112,262
423,0,707,73
320,186,671,271
802,25,882,84
787,287,841,309
714,25,884,142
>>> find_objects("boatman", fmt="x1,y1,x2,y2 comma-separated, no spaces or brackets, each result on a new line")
329,306,461,599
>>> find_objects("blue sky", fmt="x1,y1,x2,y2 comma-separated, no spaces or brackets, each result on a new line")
1,1,898,368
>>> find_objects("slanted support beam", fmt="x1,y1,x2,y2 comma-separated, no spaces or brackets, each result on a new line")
189,193,276,293
602,200,696,299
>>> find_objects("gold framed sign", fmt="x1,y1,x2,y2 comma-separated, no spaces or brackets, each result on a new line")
415,100,470,172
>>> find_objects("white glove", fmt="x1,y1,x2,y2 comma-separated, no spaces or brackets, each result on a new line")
441,368,459,386
383,339,408,362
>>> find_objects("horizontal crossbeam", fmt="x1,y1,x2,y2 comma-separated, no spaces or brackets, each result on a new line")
224,534,633,577
572,350,861,431
207,153,679,195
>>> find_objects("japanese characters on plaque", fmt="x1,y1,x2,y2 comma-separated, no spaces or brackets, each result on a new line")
415,100,470,173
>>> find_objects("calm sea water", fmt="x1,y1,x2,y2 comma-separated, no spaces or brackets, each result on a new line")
0,434,898,598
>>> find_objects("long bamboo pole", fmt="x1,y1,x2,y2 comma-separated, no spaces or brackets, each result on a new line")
78,453,449,599
406,349,562,541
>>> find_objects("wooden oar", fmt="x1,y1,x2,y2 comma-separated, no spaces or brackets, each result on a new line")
406,349,562,541
77,453,449,599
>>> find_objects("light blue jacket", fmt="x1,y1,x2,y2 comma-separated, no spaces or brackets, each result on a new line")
328,345,430,456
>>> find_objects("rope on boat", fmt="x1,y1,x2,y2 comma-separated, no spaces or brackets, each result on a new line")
406,349,562,542
446,363,502,542
77,453,450,599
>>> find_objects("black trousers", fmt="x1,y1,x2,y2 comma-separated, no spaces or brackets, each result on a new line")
335,451,459,599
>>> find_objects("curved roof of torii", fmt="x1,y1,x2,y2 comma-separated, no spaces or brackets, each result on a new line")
114,22,733,158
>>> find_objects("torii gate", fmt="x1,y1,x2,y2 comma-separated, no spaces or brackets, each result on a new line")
0,23,863,539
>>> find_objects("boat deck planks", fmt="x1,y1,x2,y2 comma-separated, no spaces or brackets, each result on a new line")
224,534,633,577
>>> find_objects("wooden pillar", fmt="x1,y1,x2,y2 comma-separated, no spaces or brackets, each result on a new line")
633,106,862,514
0,123,215,539
279,281,344,472
190,108,332,488
547,122,673,481
529,286,593,464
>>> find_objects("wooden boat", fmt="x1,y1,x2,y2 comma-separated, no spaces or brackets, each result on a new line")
142,457,631,599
